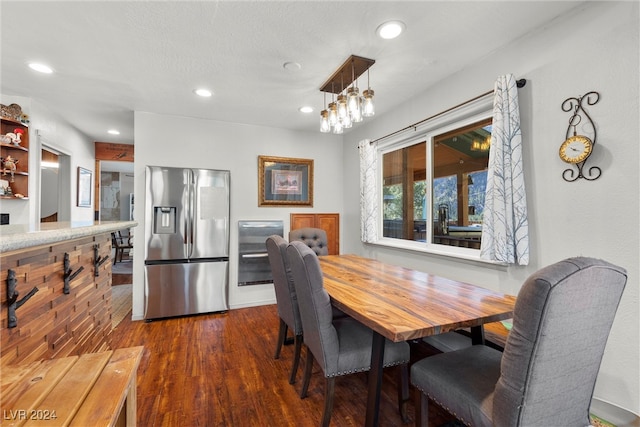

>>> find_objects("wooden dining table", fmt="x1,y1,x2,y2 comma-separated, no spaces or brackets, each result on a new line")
318,254,516,427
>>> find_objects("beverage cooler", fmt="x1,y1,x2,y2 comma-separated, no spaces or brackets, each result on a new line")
237,220,283,286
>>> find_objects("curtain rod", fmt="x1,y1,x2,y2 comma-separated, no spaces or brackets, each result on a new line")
369,78,526,144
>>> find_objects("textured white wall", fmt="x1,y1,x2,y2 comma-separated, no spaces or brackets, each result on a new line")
132,112,343,318
342,1,639,417
0,94,95,225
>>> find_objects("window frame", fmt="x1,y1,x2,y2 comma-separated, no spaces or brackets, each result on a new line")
373,93,496,262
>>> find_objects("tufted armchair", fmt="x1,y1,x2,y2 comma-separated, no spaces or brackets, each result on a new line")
287,241,410,427
289,227,329,256
266,235,303,384
410,257,627,427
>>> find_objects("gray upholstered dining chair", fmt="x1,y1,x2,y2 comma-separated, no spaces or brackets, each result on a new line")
286,241,410,427
266,235,303,384
410,257,627,427
289,227,329,256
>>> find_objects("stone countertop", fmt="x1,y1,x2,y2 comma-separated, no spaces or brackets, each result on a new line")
0,220,138,253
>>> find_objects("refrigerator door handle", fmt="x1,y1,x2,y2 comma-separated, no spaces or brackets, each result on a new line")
241,253,269,259
183,209,189,246
188,170,195,257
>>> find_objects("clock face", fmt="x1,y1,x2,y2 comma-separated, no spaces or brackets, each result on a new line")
559,135,593,164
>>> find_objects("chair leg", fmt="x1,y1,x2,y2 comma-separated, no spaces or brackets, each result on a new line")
274,319,288,359
414,389,429,427
397,363,410,423
300,346,314,399
321,377,336,427
289,334,303,384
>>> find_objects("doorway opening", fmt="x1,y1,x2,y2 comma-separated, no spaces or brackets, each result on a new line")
40,146,71,222
99,161,134,222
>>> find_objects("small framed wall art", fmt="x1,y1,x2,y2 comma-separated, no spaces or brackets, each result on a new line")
258,155,313,207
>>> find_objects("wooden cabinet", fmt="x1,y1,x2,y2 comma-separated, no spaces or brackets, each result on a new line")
290,213,340,255
0,117,29,199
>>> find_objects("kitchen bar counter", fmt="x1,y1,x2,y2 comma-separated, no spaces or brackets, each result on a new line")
1,220,137,366
0,220,137,252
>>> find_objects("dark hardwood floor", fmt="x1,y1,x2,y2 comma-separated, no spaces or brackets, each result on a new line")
111,304,457,426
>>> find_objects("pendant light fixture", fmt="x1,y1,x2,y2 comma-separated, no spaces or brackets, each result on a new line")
337,72,348,121
320,109,330,133
318,55,375,133
347,62,363,123
328,101,338,127
320,92,331,132
362,69,375,117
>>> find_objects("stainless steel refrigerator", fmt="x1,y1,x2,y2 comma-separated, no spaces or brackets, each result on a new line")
144,166,230,320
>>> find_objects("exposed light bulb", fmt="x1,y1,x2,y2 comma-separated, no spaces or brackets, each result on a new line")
328,102,338,126
336,95,348,120
342,112,352,129
347,87,362,122
320,110,330,133
332,120,343,134
362,89,375,117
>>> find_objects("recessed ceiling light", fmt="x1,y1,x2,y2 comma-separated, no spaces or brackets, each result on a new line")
299,106,314,114
28,62,53,74
376,21,406,39
283,62,302,71
194,88,213,97
108,129,120,135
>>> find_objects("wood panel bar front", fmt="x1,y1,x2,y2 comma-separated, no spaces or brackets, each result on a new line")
1,221,136,366
1,234,114,366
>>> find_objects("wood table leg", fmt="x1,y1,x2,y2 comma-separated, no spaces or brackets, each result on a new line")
365,332,385,427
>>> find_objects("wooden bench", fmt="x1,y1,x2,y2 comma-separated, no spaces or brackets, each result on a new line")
1,346,143,426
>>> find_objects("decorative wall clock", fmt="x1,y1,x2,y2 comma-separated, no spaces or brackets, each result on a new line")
560,91,601,181
559,135,592,164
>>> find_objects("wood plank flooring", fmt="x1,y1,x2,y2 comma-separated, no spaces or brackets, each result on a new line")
111,304,457,426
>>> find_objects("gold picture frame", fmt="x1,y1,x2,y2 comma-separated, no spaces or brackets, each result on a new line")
258,155,313,207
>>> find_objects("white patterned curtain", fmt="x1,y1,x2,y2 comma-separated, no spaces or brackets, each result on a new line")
480,74,529,265
359,139,378,243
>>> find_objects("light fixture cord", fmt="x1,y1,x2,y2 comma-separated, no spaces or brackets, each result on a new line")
351,60,355,89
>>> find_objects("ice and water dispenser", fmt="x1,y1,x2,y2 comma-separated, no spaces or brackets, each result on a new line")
154,207,176,234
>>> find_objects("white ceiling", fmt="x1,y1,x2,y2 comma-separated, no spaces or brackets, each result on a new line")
1,1,584,145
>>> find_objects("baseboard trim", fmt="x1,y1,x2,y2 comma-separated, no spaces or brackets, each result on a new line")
591,398,640,427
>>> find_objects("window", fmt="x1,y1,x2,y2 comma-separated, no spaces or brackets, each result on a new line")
382,142,426,240
379,113,492,254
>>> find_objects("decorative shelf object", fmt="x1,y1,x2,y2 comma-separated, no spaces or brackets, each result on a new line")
1,106,30,198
